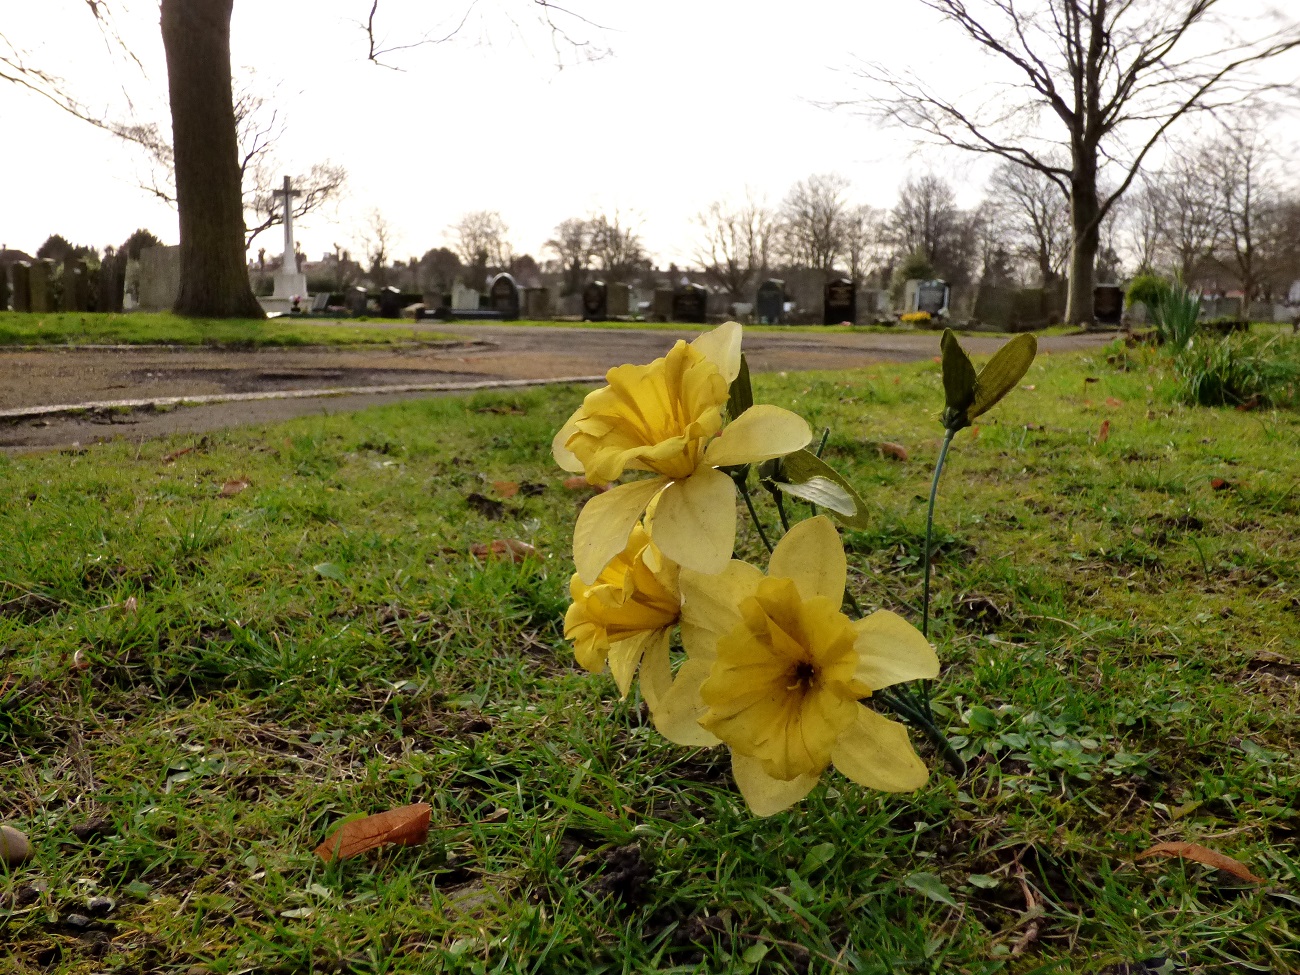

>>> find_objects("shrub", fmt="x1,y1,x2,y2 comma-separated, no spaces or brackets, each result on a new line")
1175,332,1300,408
1126,274,1171,314
1155,281,1201,349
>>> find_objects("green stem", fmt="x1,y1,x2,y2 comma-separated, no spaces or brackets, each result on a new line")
922,429,957,639
774,492,791,533
738,478,774,554
816,428,830,457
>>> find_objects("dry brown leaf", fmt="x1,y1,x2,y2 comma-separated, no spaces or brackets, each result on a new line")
220,479,250,497
1106,397,1123,408
161,446,196,464
1211,477,1231,491
563,476,609,493
315,803,432,862
1136,841,1264,883
879,442,909,462
71,648,91,672
123,596,138,616
1097,420,1110,443
470,539,537,563
492,480,520,499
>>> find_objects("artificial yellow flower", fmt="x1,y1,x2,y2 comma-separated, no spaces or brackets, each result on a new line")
654,516,939,816
553,321,811,584
564,523,679,704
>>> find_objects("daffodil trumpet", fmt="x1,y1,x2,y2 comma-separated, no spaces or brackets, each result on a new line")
554,321,812,584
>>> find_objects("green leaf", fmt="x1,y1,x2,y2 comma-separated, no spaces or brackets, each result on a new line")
775,449,870,529
940,328,977,429
313,562,347,583
727,353,753,420
970,333,1037,420
798,842,838,876
966,873,1000,890
774,477,856,517
904,871,958,908
966,705,999,731
742,944,770,965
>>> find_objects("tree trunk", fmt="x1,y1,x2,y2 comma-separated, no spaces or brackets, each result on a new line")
1065,179,1100,326
161,0,264,318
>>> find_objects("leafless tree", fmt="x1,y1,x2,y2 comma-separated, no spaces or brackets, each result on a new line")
451,210,514,269
889,174,965,267
1120,176,1167,275
1153,147,1224,280
842,204,885,286
363,209,395,287
1209,123,1280,302
694,194,777,299
852,0,1300,324
545,218,594,295
589,211,648,283
779,174,851,279
986,163,1070,286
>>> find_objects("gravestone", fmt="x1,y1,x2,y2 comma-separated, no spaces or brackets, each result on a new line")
29,260,54,313
10,262,31,312
378,286,404,318
488,273,521,320
0,266,9,311
672,283,708,324
310,292,330,313
756,279,785,324
523,286,551,319
138,245,181,311
97,253,126,313
823,277,855,325
583,280,608,321
607,282,632,318
1094,285,1123,326
61,259,90,312
652,288,674,322
346,287,369,316
451,282,480,312
916,280,950,316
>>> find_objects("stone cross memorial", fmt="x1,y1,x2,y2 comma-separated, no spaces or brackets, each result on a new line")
271,176,308,303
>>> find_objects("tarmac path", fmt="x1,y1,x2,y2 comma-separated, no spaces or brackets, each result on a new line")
0,323,1112,450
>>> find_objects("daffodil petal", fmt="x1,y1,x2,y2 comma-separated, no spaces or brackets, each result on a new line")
831,706,929,792
690,320,742,383
731,752,819,816
649,468,736,576
639,630,673,713
573,477,667,584
679,560,764,663
851,611,939,689
704,405,812,468
552,408,585,473
607,628,659,699
652,659,720,747
767,514,846,603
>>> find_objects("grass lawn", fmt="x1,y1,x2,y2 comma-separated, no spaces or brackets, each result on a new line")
0,313,452,349
0,348,1296,973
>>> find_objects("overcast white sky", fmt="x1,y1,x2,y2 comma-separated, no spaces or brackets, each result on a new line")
2,0,1298,266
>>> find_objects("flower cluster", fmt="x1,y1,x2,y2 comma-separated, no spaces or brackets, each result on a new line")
553,322,939,816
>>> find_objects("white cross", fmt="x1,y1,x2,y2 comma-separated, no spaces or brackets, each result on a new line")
273,176,302,274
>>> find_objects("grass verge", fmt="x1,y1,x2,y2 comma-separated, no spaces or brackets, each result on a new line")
0,313,452,349
0,350,1296,973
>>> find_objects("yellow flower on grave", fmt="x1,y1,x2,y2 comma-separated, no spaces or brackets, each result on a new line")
653,516,939,816
564,523,680,704
553,321,811,583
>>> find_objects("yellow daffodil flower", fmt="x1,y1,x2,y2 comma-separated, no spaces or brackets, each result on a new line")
653,516,939,816
564,523,679,705
553,321,811,584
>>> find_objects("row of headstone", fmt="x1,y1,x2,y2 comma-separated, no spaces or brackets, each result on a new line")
2,254,128,314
